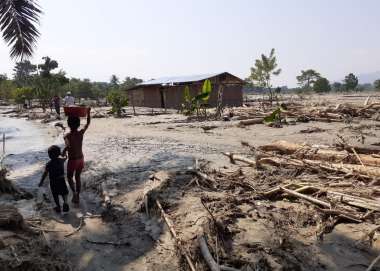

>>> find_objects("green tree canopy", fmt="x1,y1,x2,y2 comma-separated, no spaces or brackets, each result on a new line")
332,82,343,92
121,77,143,89
38,56,59,77
0,79,15,100
13,60,37,86
374,79,380,91
344,73,358,91
12,87,34,104
248,48,281,101
313,77,331,93
0,74,7,82
69,78,94,98
110,75,120,88
296,69,321,89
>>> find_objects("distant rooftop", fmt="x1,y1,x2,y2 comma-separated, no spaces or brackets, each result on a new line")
138,72,223,86
136,72,244,87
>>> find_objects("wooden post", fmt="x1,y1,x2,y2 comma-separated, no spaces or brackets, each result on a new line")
216,83,224,119
131,91,136,116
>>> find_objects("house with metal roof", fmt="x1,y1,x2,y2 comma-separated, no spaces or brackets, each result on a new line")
126,72,244,109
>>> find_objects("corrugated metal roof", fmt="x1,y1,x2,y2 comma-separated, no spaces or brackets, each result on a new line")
138,72,224,86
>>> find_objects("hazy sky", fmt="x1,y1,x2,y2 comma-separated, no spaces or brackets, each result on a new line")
0,0,379,86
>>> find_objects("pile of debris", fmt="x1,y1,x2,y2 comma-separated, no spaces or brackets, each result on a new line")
236,101,380,127
142,140,380,270
0,205,71,271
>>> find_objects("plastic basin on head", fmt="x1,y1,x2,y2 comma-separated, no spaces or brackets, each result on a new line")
64,106,88,117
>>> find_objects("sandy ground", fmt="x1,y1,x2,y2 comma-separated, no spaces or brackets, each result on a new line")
2,93,380,270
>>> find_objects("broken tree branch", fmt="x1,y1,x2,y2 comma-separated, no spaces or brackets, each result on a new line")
280,187,331,208
222,152,256,166
156,199,196,271
64,216,84,238
86,238,130,246
198,234,221,271
366,253,380,271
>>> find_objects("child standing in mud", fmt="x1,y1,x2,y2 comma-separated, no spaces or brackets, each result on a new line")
63,108,91,204
39,145,69,213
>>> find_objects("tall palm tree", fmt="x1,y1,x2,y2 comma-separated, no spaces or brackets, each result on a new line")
0,0,42,59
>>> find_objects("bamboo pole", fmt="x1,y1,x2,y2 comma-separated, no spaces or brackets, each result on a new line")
156,200,196,271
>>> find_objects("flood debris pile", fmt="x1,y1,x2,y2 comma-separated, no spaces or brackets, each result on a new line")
0,205,71,271
0,167,32,200
236,101,380,127
143,139,380,270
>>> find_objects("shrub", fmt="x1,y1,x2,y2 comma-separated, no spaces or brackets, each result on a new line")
107,90,128,117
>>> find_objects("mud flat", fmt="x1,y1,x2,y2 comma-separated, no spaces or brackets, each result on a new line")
1,93,380,270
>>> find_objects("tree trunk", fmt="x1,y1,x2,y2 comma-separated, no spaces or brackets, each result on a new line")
258,156,380,178
260,140,380,167
216,84,224,119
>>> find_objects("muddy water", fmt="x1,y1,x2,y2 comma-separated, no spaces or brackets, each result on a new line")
0,114,63,216
0,115,47,155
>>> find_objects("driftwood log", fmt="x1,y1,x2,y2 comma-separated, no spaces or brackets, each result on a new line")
260,140,380,167
327,191,380,211
258,156,380,178
238,118,264,126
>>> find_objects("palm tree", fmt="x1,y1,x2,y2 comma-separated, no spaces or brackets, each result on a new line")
0,0,42,59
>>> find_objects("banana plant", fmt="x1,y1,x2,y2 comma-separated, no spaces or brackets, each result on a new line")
181,79,212,117
264,105,287,125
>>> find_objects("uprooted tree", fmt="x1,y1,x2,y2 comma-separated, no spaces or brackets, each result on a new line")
248,48,281,103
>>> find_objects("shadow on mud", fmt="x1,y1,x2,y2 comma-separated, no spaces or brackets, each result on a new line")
65,151,194,270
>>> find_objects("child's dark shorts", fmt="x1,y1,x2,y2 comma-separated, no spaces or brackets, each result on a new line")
50,177,69,196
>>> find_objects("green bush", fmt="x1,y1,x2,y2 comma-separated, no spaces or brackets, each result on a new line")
12,87,34,105
107,90,128,117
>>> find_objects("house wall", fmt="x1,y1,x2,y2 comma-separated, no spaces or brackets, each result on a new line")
128,75,243,109
143,87,162,108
